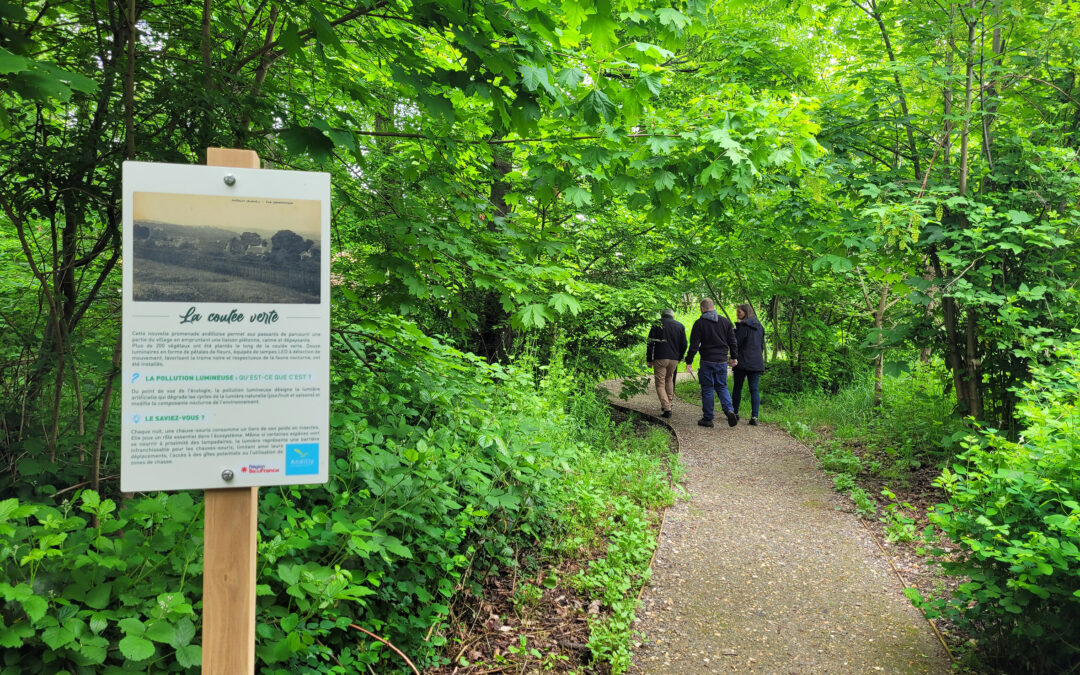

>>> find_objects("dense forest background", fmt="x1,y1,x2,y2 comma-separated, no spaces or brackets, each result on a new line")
1,0,1078,672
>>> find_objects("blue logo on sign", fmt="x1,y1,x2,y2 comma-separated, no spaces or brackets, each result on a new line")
285,443,319,475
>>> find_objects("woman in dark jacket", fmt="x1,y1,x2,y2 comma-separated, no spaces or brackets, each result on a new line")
732,303,765,425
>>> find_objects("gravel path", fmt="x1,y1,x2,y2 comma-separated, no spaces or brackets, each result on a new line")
606,373,951,674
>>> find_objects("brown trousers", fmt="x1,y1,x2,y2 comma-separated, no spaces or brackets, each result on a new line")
652,359,678,412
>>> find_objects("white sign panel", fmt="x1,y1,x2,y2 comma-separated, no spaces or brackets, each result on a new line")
121,161,330,491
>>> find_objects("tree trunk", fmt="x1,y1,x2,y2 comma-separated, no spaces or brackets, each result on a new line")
944,1,984,419
980,0,1004,176
768,294,781,361
240,6,280,140
92,334,123,495
958,2,976,198
201,0,213,85
788,297,800,383
473,149,514,360
942,295,968,413
861,0,922,179
124,0,136,159
964,306,982,419
872,284,888,407
922,6,955,365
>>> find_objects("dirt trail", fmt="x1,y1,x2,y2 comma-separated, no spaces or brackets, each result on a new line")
606,374,951,674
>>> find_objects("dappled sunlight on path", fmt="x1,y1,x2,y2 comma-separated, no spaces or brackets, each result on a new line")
604,374,951,674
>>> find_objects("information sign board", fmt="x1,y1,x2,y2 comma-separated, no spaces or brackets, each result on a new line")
121,161,330,491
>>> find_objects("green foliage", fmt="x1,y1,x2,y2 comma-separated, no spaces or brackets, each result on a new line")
921,343,1080,671
0,492,203,673
566,427,675,672
817,441,862,476
849,487,876,519
832,472,855,493
879,488,917,544
814,441,871,517
504,634,568,671
0,320,676,673
3,0,1080,669
512,582,544,613
764,348,867,397
772,363,964,478
772,363,967,520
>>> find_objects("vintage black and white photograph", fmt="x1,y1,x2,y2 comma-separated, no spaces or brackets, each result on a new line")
132,192,321,303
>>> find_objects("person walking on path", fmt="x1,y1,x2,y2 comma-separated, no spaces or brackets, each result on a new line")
732,302,765,426
646,308,687,418
684,298,738,428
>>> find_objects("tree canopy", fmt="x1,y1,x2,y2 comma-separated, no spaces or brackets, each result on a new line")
2,0,1079,671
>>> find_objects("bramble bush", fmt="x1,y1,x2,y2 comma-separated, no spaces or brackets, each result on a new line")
0,317,673,674
917,342,1080,672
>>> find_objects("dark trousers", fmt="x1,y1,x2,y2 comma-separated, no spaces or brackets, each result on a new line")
699,361,733,420
732,369,761,418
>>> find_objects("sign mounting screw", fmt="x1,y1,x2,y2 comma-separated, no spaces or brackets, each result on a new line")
223,174,236,186
221,469,235,481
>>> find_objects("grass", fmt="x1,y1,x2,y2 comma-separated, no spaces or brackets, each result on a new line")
767,361,964,514
435,351,683,675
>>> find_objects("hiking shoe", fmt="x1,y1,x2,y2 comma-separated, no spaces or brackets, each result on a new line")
749,417,759,426
697,418,714,428
725,410,738,427
661,410,672,418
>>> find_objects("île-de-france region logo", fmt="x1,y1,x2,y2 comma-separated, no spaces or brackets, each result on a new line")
285,443,319,475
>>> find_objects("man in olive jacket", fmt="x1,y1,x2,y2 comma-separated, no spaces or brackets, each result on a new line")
646,309,687,418
684,298,738,427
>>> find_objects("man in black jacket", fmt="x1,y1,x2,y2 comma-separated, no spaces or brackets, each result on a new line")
684,298,738,427
646,309,687,418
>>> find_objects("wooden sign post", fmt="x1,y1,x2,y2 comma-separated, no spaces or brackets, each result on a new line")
202,147,261,675
122,147,330,673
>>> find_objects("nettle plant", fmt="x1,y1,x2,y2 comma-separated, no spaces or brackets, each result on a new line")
919,341,1080,669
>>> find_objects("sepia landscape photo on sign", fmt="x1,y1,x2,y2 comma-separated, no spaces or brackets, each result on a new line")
132,192,322,304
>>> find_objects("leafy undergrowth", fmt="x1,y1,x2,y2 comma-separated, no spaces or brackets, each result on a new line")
916,348,1080,674
0,323,677,674
431,563,598,674
431,413,679,674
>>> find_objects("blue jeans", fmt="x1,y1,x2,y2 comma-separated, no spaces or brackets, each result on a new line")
732,370,761,418
699,361,733,421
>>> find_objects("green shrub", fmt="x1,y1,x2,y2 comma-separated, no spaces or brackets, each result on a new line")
879,488,917,543
0,319,676,674
920,343,1080,671
763,348,865,395
849,487,876,519
833,473,855,492
772,360,966,489
0,492,204,674
818,442,862,476
868,362,964,475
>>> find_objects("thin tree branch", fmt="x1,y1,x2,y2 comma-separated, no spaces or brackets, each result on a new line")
348,624,420,675
232,2,390,72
